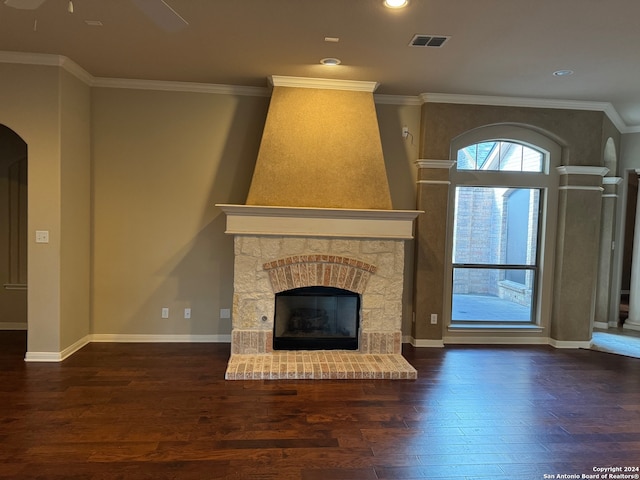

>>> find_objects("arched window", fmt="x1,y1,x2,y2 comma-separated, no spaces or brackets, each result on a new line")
457,141,543,172
448,126,560,328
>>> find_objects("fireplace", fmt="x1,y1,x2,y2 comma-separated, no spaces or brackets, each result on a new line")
274,286,360,351
217,75,421,380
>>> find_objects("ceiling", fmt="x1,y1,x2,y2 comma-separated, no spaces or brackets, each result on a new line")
2,0,640,130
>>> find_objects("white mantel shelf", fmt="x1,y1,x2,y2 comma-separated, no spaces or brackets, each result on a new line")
216,204,422,239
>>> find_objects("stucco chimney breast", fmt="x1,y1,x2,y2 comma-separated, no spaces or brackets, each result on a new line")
246,76,392,210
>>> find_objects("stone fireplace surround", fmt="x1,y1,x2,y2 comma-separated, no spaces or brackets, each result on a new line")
218,205,420,380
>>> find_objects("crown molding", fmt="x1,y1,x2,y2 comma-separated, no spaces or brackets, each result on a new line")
2,51,639,130
59,56,94,85
374,94,422,105
269,75,379,92
0,50,62,67
92,77,270,97
0,51,94,85
420,92,631,134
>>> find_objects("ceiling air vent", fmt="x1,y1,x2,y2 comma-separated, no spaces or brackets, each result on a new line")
409,34,450,47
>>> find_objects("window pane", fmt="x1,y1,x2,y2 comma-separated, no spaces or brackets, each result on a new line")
453,187,539,266
457,141,543,172
452,267,534,322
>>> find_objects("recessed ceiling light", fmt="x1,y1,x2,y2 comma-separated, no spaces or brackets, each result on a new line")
553,69,574,77
384,0,408,8
320,58,341,66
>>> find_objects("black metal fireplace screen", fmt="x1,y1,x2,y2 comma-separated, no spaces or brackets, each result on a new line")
273,286,360,350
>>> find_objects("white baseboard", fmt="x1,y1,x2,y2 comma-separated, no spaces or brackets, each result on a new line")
25,334,91,362
405,335,593,348
0,322,28,330
623,322,640,332
408,337,445,348
90,334,232,343
24,351,63,362
443,336,549,345
24,334,232,362
593,321,609,329
548,338,592,349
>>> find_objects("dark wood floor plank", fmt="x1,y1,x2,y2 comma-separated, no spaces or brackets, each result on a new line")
1,332,640,479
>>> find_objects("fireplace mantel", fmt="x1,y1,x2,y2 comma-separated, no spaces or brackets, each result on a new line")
216,204,422,239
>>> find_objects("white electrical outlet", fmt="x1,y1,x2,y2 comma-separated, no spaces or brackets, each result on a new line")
220,308,231,319
35,230,49,244
430,313,438,324
184,308,191,319
161,307,169,319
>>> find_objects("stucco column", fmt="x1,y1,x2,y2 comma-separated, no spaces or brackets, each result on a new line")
627,174,640,331
550,166,608,347
412,159,455,347
594,177,623,328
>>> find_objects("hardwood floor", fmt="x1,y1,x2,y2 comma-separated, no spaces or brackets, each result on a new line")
1,331,640,479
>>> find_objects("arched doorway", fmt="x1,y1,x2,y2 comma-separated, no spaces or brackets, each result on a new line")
0,124,28,354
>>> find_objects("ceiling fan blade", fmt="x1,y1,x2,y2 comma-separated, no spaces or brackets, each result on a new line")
131,0,188,32
4,0,46,9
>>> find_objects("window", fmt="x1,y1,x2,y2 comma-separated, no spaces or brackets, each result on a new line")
448,130,558,328
457,141,543,172
452,186,540,323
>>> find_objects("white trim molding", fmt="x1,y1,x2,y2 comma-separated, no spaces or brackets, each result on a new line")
549,339,593,349
603,177,624,185
269,75,379,92
374,94,422,105
93,77,269,97
0,51,93,85
2,51,640,131
442,336,549,345
91,334,231,343
557,166,609,176
216,204,422,239
417,180,451,185
558,185,604,192
415,159,457,169
24,334,232,362
25,335,91,362
409,337,445,348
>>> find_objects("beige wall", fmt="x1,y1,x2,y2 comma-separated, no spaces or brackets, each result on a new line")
421,103,607,165
0,60,422,352
416,102,616,343
375,101,422,335
59,69,92,349
4,57,625,353
90,88,420,339
0,63,63,354
621,133,640,170
91,87,269,336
